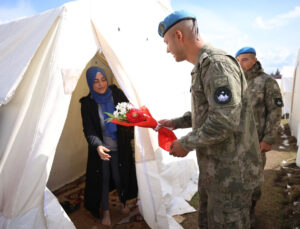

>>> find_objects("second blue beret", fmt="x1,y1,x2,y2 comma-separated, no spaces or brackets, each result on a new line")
235,47,256,58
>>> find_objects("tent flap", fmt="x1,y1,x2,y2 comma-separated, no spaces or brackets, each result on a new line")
0,8,62,106
0,0,198,228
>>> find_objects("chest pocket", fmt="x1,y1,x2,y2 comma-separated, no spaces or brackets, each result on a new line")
191,71,206,105
249,81,265,106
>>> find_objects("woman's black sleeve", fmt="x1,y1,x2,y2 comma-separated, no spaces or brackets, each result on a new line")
81,100,103,149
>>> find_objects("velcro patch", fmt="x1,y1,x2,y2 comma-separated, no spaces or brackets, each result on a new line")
274,98,283,107
214,87,232,104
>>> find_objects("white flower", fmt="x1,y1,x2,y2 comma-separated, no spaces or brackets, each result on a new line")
121,107,127,114
113,102,135,120
113,111,119,117
127,103,134,110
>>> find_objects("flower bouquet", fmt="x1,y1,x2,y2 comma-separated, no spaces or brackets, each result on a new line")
105,102,177,151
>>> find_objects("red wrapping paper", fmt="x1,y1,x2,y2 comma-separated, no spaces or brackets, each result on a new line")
110,106,177,151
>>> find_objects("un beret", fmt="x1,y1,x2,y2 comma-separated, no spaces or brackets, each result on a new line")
158,10,196,37
235,47,256,58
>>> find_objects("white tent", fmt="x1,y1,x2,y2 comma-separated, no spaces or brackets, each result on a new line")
289,49,300,166
0,0,199,228
280,66,295,115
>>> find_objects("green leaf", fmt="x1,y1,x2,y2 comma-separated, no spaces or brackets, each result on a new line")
105,117,114,123
105,112,115,118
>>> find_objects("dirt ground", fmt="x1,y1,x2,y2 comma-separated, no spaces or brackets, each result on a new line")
59,121,300,229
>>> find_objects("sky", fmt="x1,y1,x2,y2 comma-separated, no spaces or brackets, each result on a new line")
0,0,299,74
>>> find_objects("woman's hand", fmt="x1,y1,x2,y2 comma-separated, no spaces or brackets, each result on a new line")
97,146,111,161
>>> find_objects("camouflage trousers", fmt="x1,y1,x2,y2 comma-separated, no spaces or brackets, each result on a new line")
250,151,266,218
261,151,266,168
251,151,266,204
198,185,253,229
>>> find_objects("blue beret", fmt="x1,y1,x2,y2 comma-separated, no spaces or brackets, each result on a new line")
158,10,196,37
235,47,256,58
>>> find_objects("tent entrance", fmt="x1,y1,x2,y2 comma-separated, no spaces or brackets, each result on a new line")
47,51,119,191
46,51,146,228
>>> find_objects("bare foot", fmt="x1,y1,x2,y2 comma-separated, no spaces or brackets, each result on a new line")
121,204,130,215
101,210,111,226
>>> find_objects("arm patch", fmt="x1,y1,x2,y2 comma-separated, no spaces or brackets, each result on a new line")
274,98,283,107
214,87,232,104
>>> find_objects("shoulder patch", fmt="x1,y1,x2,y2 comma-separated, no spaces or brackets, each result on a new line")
274,98,283,107
214,87,232,104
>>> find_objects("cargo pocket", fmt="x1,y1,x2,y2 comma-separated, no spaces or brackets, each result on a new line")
213,207,242,224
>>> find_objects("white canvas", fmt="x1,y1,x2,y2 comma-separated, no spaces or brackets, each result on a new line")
0,0,198,228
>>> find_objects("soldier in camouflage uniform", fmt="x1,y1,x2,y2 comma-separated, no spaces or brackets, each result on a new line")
158,11,263,229
236,47,283,166
236,47,283,227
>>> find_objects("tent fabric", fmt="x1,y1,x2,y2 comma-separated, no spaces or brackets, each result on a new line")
280,66,295,115
44,188,76,229
289,49,300,166
0,0,99,227
0,0,198,228
281,77,294,115
0,8,62,106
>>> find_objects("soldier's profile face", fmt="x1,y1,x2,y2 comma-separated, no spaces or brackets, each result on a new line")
236,53,257,72
164,29,186,62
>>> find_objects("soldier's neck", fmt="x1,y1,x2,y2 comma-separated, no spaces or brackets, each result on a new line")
188,40,204,65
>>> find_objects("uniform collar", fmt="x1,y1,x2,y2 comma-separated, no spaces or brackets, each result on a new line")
245,61,264,80
191,43,211,75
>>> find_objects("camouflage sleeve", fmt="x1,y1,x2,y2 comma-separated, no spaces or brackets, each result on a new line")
262,78,283,144
179,60,243,151
171,111,192,129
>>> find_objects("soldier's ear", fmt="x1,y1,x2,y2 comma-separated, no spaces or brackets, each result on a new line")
175,30,183,41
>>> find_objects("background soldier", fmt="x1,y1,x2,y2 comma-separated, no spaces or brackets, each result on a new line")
236,46,283,227
158,10,263,229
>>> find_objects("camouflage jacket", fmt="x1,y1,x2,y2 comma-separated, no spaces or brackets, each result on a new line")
245,61,283,144
172,44,263,191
